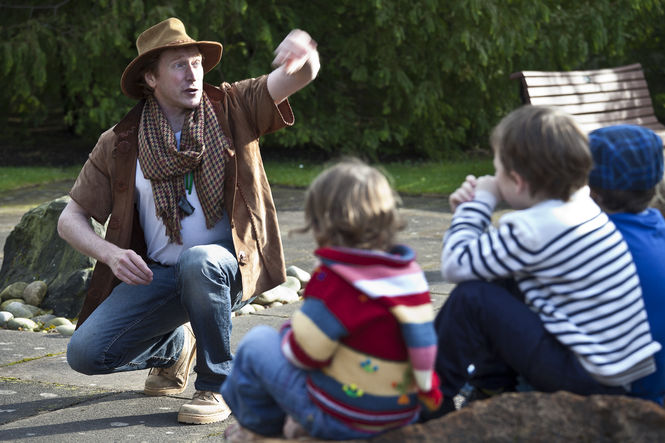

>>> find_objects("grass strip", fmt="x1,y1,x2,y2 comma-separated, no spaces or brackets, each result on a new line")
1,158,494,196
0,166,81,193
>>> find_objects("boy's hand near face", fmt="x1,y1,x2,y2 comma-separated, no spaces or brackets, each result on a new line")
449,175,477,212
475,175,501,200
450,175,503,212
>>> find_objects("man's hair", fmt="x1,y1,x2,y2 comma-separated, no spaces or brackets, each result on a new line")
137,51,162,98
299,158,405,251
491,105,592,201
591,187,656,214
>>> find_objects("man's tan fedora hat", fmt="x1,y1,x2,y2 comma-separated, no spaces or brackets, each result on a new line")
121,17,222,99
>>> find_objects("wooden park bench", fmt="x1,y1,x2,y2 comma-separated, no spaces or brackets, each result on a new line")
511,62,665,216
510,63,665,141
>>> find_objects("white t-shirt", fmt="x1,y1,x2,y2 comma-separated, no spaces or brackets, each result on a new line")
135,132,231,265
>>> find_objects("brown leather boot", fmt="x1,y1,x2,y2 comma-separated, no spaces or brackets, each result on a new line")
143,322,196,396
177,390,232,424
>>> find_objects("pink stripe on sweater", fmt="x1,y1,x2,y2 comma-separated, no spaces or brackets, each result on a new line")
328,261,422,282
408,345,437,371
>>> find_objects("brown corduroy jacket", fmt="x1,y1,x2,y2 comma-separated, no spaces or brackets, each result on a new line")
70,75,293,327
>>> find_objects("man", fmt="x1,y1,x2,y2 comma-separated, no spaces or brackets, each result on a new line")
57,17,320,424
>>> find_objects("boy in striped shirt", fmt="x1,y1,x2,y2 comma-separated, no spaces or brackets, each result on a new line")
222,159,442,440
431,106,660,417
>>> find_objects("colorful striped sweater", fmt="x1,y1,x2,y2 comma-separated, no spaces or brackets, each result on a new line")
441,187,661,387
281,245,441,433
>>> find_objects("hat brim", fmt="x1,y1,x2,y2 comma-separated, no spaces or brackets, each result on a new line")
121,41,222,100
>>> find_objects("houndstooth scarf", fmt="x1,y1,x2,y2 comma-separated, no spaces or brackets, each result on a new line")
138,92,229,244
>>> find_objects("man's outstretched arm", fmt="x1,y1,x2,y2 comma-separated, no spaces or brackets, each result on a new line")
267,29,320,104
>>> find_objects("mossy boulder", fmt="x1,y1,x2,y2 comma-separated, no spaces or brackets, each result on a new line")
23,280,48,306
0,281,28,301
0,196,106,317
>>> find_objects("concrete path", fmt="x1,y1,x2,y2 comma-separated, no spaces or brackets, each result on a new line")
0,180,455,442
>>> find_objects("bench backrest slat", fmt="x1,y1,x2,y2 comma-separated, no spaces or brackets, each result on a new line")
519,70,646,88
510,63,665,142
510,63,644,79
528,89,653,106
541,97,654,116
525,79,649,98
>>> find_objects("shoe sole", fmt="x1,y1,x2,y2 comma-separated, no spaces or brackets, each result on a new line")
177,408,231,425
143,384,189,396
143,340,197,396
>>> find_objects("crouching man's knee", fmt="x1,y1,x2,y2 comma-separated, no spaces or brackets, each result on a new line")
66,329,107,375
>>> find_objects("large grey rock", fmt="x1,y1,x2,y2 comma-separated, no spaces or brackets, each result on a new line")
31,313,56,325
286,265,311,285
281,276,301,293
0,298,23,310
0,311,13,326
45,316,73,328
4,301,33,319
368,391,665,442
255,285,300,305
43,268,94,318
0,281,28,301
0,196,105,317
22,280,47,306
6,317,38,331
56,323,75,336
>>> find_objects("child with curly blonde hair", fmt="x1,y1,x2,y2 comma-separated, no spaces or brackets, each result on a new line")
222,158,442,440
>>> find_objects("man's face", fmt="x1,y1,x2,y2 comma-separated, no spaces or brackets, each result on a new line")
146,46,204,114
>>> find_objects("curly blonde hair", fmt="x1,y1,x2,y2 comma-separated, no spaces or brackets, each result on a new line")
300,158,405,251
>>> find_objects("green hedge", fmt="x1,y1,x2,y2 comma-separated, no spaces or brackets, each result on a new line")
1,0,663,159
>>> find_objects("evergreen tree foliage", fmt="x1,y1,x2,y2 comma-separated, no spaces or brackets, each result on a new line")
0,0,663,159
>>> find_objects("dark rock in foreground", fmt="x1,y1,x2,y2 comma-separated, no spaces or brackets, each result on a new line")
369,391,665,442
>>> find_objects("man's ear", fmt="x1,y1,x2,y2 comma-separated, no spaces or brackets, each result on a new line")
144,71,157,89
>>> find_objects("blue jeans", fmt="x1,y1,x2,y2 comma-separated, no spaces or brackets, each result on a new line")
221,325,379,440
67,241,245,392
435,280,628,398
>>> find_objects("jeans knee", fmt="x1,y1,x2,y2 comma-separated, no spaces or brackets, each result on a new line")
236,325,279,362
67,331,101,375
178,245,215,279
178,244,240,307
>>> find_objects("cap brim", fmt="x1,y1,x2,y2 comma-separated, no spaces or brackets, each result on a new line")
121,41,222,100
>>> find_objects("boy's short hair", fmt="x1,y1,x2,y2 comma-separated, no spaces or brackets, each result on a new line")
588,124,664,214
490,105,592,201
301,158,405,251
590,187,656,214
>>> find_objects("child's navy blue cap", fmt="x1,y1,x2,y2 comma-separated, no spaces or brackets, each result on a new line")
588,125,664,191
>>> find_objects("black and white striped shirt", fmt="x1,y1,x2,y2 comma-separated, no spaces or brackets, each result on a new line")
441,187,660,386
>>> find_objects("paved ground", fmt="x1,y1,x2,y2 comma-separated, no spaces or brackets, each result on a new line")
0,180,455,442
